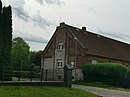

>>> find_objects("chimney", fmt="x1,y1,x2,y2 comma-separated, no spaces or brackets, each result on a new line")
82,27,86,31
60,22,65,26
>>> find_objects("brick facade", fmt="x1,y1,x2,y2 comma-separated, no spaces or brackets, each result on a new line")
42,22,130,80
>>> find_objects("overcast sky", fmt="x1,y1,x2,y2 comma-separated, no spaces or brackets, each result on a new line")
2,0,130,51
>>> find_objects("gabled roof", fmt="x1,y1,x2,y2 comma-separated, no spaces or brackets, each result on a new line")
64,23,130,62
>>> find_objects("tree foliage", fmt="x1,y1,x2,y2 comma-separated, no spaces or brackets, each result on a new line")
11,37,42,80
0,1,12,81
11,37,30,70
30,50,42,66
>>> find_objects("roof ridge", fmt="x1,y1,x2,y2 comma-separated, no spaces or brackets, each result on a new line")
65,23,130,46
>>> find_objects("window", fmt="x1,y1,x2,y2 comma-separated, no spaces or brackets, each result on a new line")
92,60,97,64
57,59,63,69
57,43,64,51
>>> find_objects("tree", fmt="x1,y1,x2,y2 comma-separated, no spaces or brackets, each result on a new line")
1,6,12,67
0,1,12,81
30,50,42,67
11,37,30,71
0,0,2,59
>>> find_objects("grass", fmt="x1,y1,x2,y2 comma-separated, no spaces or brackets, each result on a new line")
73,81,130,92
0,86,98,97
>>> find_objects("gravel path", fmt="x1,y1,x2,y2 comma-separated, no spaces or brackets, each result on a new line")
72,84,130,97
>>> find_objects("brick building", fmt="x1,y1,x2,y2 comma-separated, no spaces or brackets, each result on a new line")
41,22,130,80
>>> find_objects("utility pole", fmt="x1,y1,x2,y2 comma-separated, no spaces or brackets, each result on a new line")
74,37,77,80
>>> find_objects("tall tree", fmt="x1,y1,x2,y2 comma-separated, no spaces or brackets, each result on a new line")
0,1,12,81
1,6,12,67
0,0,2,59
11,37,30,71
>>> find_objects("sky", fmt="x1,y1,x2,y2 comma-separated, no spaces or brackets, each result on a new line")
2,0,130,51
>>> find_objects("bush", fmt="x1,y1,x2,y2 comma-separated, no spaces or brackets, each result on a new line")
82,63,130,86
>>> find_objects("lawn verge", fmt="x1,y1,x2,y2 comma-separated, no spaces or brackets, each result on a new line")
0,86,98,97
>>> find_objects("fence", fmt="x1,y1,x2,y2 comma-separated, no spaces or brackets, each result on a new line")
41,69,64,81
0,65,73,88
0,66,64,83
0,65,40,82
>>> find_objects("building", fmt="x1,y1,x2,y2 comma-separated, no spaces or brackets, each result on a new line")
41,22,130,80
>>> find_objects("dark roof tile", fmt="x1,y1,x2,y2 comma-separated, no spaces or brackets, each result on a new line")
66,24,130,62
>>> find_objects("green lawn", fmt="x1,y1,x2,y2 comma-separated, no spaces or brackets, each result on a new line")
0,86,98,97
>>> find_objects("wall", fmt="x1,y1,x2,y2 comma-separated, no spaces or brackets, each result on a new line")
43,24,67,80
54,26,67,69
42,69,64,80
87,55,130,66
44,58,53,70
72,69,83,80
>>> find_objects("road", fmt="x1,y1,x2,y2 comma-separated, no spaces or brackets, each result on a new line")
72,84,130,97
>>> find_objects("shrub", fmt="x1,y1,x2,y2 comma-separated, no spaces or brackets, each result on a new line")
82,63,130,85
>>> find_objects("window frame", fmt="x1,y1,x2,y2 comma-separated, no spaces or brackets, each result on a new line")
57,59,63,69
57,42,64,51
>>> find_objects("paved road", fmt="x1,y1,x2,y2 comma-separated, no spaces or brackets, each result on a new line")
72,84,130,97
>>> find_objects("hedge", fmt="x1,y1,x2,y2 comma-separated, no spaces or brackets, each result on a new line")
13,70,40,78
82,63,130,85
